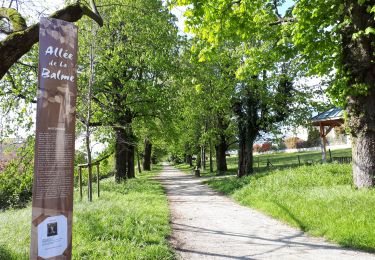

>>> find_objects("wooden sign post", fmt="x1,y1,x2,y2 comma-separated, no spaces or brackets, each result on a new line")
30,17,78,260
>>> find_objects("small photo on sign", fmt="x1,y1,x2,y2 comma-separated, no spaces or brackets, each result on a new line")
47,222,58,237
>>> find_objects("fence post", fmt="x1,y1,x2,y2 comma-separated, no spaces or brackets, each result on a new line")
298,155,301,166
88,166,93,202
79,166,83,201
258,157,260,169
96,163,100,197
329,149,332,162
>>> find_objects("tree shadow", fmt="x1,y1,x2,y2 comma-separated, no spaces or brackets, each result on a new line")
271,201,307,232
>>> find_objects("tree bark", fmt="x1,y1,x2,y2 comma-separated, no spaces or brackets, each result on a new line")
237,129,256,177
215,136,228,174
0,2,103,80
127,145,135,178
85,35,95,201
342,1,375,188
143,138,152,171
115,127,127,182
201,145,206,170
186,154,193,167
215,114,229,173
234,91,259,178
196,151,201,169
137,148,142,174
209,139,214,173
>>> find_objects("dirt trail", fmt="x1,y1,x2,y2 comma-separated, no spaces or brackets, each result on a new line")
157,165,375,260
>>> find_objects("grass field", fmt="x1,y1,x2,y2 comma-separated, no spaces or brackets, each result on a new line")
228,148,352,170
0,166,174,260
176,148,352,176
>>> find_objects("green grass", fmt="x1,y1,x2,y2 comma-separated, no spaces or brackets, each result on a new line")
175,148,352,177
205,163,375,252
0,166,175,260
225,148,352,172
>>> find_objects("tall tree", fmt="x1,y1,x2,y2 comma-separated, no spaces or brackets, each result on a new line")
174,0,299,176
292,0,375,187
77,0,179,181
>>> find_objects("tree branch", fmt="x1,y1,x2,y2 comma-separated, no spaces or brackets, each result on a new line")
5,71,36,103
273,0,282,19
0,7,27,32
0,1,103,80
269,17,297,26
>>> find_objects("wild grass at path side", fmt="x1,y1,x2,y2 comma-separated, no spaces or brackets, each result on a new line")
0,166,175,260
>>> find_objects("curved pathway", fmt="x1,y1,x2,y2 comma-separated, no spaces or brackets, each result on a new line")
157,165,375,260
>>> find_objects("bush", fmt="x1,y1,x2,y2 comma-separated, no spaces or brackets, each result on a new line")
0,137,34,210
261,142,272,152
284,137,306,149
306,127,321,147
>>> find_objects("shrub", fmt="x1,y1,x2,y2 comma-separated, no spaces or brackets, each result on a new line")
0,137,34,210
306,127,321,147
261,142,272,152
284,137,306,149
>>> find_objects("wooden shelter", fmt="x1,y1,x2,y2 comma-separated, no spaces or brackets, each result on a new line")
311,107,344,162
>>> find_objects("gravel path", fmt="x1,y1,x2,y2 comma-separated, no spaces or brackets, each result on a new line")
157,165,375,260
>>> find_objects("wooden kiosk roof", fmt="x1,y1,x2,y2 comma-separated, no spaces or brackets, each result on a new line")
311,107,344,127
311,107,345,162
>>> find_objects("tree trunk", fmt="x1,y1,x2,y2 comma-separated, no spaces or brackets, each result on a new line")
209,139,213,173
115,127,127,182
196,151,201,169
143,138,152,171
137,148,142,174
85,36,95,201
215,138,228,174
235,95,258,178
201,145,206,170
186,154,193,167
348,88,375,188
215,114,228,174
237,130,256,177
342,1,375,188
127,145,135,178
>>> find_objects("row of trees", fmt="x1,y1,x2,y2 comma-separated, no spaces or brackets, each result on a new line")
169,0,375,188
0,0,180,183
1,0,374,189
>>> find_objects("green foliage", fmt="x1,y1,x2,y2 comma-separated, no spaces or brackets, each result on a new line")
206,164,375,251
0,44,38,136
0,167,175,259
77,0,180,125
306,127,321,147
0,137,34,210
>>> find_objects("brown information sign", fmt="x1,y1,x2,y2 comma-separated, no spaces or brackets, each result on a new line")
30,17,78,260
